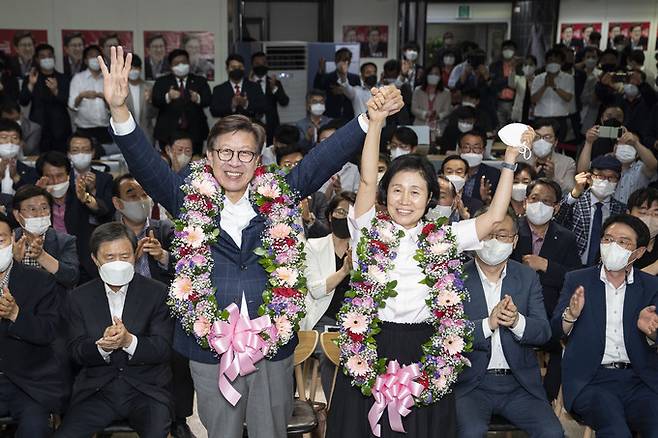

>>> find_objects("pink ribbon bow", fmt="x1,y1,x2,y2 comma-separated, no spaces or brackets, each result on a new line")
208,303,273,406
368,360,424,437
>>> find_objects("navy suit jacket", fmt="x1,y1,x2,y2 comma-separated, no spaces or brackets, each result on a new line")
457,259,551,401
109,116,366,363
15,227,79,289
210,80,267,120
551,266,658,411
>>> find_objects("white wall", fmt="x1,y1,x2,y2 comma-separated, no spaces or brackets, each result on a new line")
427,2,512,25
245,2,319,42
0,0,229,83
333,0,398,71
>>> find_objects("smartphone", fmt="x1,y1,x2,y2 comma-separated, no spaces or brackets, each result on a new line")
598,126,622,139
611,72,628,83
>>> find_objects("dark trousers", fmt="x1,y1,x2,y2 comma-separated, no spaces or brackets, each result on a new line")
171,350,194,420
572,368,658,438
456,374,563,438
0,374,52,438
55,379,170,438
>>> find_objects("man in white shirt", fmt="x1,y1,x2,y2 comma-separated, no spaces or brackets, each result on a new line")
317,121,360,199
68,45,111,145
554,214,658,437
340,62,378,116
457,208,563,437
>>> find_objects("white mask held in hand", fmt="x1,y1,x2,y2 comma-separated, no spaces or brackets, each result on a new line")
23,214,51,235
460,152,483,168
545,63,561,74
48,181,70,199
310,103,325,116
532,139,553,158
498,122,533,160
172,63,190,77
458,121,474,133
512,183,528,202
99,261,135,286
591,179,617,199
120,198,153,223
476,238,514,266
525,201,554,225
446,174,466,192
600,242,633,271
69,153,93,170
0,244,12,272
0,143,20,159
615,144,637,164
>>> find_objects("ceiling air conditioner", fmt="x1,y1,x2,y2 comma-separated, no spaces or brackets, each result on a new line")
262,42,308,124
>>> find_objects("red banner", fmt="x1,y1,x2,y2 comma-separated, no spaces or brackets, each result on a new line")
143,31,215,81
0,29,48,56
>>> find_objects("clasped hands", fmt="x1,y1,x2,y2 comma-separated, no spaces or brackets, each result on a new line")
365,85,404,122
488,294,520,331
96,316,134,352
0,287,18,322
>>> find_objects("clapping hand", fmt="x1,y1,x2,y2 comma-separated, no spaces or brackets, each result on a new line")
638,306,658,339
45,77,58,95
497,295,520,328
96,316,133,352
567,286,585,320
0,287,19,322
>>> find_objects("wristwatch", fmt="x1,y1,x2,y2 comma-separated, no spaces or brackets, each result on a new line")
562,307,577,324
500,161,517,172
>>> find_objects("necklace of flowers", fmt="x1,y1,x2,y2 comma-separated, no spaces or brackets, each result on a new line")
168,160,307,359
337,212,473,432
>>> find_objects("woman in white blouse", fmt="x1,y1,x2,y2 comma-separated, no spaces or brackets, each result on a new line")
411,65,452,130
326,93,530,437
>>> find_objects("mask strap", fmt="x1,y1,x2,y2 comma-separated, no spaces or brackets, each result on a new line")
517,144,532,161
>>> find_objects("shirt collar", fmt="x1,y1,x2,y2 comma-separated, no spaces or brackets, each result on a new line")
588,190,611,206
224,186,252,209
599,265,634,286
104,282,129,295
230,79,244,89
474,258,508,286
121,216,150,237
394,220,423,244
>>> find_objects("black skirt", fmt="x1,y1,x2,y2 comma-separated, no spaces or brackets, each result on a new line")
326,321,457,438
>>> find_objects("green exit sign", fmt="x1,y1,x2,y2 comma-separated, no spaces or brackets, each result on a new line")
458,5,470,19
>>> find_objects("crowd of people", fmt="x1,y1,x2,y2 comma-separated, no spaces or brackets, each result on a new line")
0,26,658,438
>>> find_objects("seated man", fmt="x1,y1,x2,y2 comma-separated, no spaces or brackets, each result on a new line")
0,118,38,195
458,128,500,205
163,131,194,175
56,222,173,437
553,214,658,437
12,185,80,289
627,188,658,272
385,126,418,160
0,212,64,437
457,207,563,437
0,100,41,156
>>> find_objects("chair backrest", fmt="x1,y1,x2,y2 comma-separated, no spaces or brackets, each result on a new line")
294,330,319,401
320,332,340,366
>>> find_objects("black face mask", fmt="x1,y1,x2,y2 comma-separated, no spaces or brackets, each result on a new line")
602,118,622,127
330,217,351,239
363,75,378,88
228,68,244,82
253,65,268,77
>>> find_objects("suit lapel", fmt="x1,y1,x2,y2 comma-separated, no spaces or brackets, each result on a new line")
587,271,607,352
120,277,144,329
622,274,642,353
464,262,489,319
517,220,533,257
538,222,559,258
92,280,114,335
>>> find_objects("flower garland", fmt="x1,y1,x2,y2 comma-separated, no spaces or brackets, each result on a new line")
337,212,473,406
168,161,307,358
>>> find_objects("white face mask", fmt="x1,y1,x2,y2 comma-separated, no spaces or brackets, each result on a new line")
600,242,633,272
584,58,598,69
445,174,466,192
426,204,453,221
458,121,474,133
460,152,482,168
175,153,192,169
615,144,637,164
172,63,190,77
522,65,536,76
591,179,617,199
69,152,93,170
477,238,514,266
39,57,55,70
310,103,325,116
426,74,440,86
0,143,20,159
545,63,561,74
128,69,141,81
443,56,455,66
525,201,554,225
48,181,70,199
23,214,50,235
87,57,100,71
502,49,515,60
512,183,528,202
404,50,418,61
390,147,410,160
98,260,135,286
532,139,553,158
119,198,152,223
640,215,658,239
0,244,12,272
623,83,639,99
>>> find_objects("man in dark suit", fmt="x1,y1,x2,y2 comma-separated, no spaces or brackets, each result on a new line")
56,222,173,437
152,49,211,155
361,27,387,58
555,155,626,266
0,118,39,194
313,48,360,120
0,212,65,438
511,178,581,400
553,214,658,437
0,100,42,156
99,45,403,438
12,185,79,289
458,129,500,205
457,208,563,437
36,151,113,283
210,53,266,122
18,44,71,153
251,52,289,145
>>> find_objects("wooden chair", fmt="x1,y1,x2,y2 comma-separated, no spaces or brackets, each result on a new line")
319,331,340,411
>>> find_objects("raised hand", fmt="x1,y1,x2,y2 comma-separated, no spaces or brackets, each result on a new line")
567,286,585,319
571,172,591,198
371,85,404,116
98,46,132,117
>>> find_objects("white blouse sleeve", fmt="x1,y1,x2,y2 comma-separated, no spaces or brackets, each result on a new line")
450,217,482,253
348,205,376,266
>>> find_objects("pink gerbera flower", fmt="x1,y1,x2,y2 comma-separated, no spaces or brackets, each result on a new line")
437,290,461,307
193,316,211,337
443,334,464,355
346,355,370,376
274,316,293,342
257,184,281,199
186,226,205,248
172,277,193,300
342,312,368,334
269,223,292,239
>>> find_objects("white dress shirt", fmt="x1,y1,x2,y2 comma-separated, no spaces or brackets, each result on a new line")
320,162,360,195
128,83,141,121
97,283,139,362
474,260,527,370
348,206,482,323
68,69,109,128
339,78,371,116
530,71,575,117
600,266,632,364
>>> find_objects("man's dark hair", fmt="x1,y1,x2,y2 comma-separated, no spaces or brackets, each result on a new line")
334,48,352,63
613,35,626,45
360,62,377,74
402,41,420,52
462,88,481,101
131,53,143,68
589,31,602,43
90,222,138,256
99,33,120,47
36,151,71,176
112,173,136,198
526,177,562,202
35,43,55,57
276,144,306,165
273,124,300,147
441,154,470,175
602,214,650,248
168,130,193,146
67,131,94,151
207,115,265,154
12,185,53,211
0,118,22,140
64,32,84,47
318,119,346,138
82,45,102,60
326,191,356,223
251,51,267,62
533,118,561,139
383,59,401,76
501,39,517,50
627,188,658,211
378,155,439,211
0,212,12,235
392,127,418,147
453,105,477,121
583,46,600,57
225,53,245,67
0,100,20,116
307,89,326,100
458,128,487,147
147,34,166,48
515,162,538,181
168,49,189,66
628,49,645,65
545,48,565,62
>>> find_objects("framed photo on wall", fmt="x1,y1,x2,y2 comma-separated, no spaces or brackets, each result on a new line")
608,22,649,51
343,25,388,58
144,31,215,81
558,23,602,50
